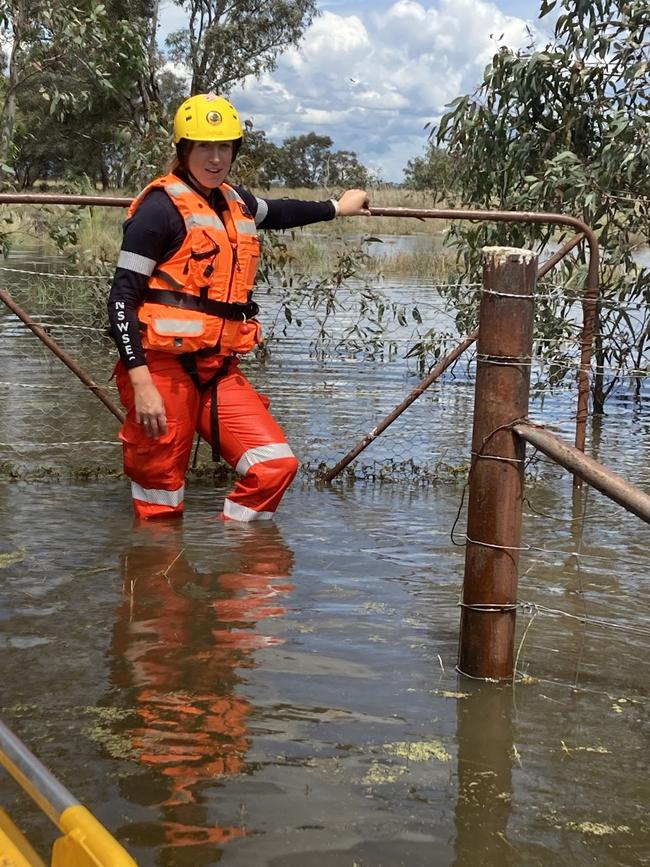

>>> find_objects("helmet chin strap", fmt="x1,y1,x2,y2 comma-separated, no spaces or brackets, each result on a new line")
178,148,221,195
176,138,237,194
186,167,216,195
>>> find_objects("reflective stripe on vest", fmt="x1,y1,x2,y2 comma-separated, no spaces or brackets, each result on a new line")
166,182,190,197
186,213,224,230
152,318,204,336
236,220,257,235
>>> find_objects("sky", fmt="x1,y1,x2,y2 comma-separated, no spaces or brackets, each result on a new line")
158,0,553,183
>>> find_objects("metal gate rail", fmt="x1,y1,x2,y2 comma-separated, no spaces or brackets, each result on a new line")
0,194,599,483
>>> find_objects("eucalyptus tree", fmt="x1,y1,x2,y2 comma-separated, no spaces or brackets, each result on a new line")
323,148,370,189
165,0,317,95
232,123,284,189
273,132,369,188
402,142,456,200
0,0,158,184
436,0,649,410
275,132,334,187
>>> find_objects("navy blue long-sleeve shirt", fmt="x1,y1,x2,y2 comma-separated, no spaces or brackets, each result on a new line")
107,171,336,368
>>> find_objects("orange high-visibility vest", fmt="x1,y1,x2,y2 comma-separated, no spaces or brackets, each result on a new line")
129,175,262,355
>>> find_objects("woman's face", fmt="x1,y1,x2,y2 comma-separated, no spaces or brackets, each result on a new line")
186,140,234,191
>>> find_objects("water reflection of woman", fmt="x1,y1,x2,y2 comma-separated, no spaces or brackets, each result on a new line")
107,522,294,862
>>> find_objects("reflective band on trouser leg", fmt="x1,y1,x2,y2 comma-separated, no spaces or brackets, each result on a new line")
223,499,274,522
132,481,185,520
198,368,299,521
225,443,298,520
223,450,299,521
235,443,296,476
115,354,202,521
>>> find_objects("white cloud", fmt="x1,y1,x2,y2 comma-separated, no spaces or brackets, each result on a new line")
159,59,190,85
161,0,546,182
157,0,190,43
294,10,371,57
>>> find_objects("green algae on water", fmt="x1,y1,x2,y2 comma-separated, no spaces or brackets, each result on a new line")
384,740,451,763
84,706,141,761
362,762,409,786
0,549,25,569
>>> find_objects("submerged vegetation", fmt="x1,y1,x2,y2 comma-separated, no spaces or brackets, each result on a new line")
1,3,646,412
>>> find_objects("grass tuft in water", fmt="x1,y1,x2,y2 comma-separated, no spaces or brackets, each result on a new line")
361,762,410,786
0,549,25,568
384,740,451,763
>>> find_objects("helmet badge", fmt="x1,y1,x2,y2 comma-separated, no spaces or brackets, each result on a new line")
206,110,222,125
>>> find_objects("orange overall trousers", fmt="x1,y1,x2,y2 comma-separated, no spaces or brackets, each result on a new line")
116,351,299,521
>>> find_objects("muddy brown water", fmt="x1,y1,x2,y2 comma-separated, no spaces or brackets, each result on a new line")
0,257,648,866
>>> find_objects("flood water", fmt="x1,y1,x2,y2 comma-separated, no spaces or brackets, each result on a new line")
0,250,648,866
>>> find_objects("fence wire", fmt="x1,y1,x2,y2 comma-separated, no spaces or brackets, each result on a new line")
0,253,639,484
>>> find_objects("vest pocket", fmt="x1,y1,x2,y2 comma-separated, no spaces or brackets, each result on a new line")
186,234,225,297
238,235,261,286
139,305,221,353
220,318,262,354
120,417,178,454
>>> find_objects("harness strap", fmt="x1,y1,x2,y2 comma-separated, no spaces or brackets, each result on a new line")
144,288,259,321
178,354,232,462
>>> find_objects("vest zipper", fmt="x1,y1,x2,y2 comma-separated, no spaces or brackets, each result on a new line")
226,243,238,302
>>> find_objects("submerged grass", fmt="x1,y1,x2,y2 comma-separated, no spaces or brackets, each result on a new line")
0,455,471,486
373,246,458,280
270,231,458,281
0,549,25,568
0,459,237,484
384,740,451,763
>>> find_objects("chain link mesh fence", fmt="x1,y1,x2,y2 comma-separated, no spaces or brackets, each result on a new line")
0,235,591,487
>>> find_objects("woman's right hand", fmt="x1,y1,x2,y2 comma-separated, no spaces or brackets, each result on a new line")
335,189,371,216
129,366,168,438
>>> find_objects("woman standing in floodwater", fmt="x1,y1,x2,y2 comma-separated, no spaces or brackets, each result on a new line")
107,93,370,522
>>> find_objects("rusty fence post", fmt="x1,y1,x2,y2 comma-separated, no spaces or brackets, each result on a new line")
320,231,586,484
457,247,537,680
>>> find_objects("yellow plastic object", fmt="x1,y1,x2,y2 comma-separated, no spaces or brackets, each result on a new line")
52,805,137,867
0,807,47,867
1,717,138,867
173,93,243,143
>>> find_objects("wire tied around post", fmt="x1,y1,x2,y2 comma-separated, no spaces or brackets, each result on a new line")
458,602,518,613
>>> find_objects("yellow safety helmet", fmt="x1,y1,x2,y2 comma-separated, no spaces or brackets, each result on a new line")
173,93,243,144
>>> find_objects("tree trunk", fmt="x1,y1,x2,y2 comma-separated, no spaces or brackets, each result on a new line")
0,1,29,165
100,156,109,191
593,334,606,415
149,0,160,97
